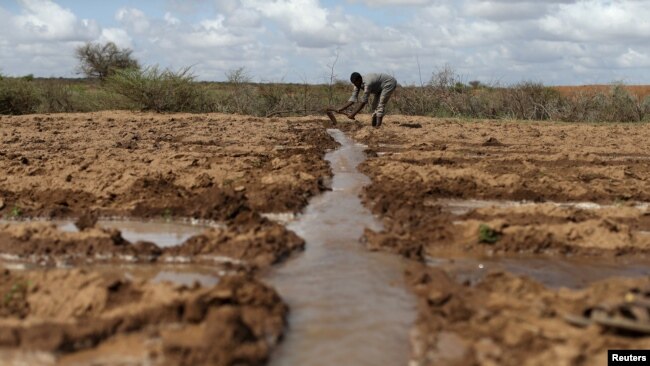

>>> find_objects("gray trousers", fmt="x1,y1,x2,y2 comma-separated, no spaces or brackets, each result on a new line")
370,79,397,118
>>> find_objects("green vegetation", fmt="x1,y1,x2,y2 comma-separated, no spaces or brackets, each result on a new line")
0,77,40,115
478,224,500,244
107,66,213,112
0,64,649,122
9,205,22,218
3,281,29,306
75,41,140,80
162,208,173,221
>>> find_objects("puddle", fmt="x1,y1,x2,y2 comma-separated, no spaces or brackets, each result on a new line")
435,198,650,215
1,218,213,248
267,129,416,366
100,264,224,287
64,219,212,247
428,256,650,289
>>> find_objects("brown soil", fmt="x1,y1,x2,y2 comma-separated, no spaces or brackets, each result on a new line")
353,117,650,258
0,267,287,365
408,265,650,366
0,212,303,268
0,112,336,364
352,118,650,203
0,112,335,219
362,200,650,259
345,116,650,365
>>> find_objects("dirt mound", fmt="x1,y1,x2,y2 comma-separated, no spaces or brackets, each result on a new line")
354,118,650,203
358,117,650,259
165,212,305,267
0,214,304,267
0,268,287,365
0,222,161,263
362,190,650,258
0,112,335,219
408,265,650,366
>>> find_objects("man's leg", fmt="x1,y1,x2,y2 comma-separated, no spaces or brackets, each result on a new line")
375,82,396,127
370,93,380,126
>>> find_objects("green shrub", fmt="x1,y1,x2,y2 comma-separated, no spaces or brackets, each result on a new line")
478,224,500,244
38,82,75,113
0,78,40,115
505,82,563,120
107,66,214,112
608,84,643,122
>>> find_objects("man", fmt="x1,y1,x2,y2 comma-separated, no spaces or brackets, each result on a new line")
337,72,397,128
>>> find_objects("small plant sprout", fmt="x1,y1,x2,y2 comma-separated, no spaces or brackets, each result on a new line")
162,208,172,221
478,224,500,244
3,280,30,305
9,205,22,218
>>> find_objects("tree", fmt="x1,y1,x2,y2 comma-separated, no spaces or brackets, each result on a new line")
225,67,252,84
75,42,140,80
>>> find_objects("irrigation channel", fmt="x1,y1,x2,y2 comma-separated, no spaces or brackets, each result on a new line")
266,129,417,366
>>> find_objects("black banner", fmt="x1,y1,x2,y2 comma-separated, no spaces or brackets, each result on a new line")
609,350,650,365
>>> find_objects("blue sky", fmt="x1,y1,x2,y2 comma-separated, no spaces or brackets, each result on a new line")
1,0,650,85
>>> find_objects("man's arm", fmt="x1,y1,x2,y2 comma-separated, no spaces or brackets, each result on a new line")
348,101,367,119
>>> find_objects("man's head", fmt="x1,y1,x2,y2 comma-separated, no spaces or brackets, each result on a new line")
350,72,362,88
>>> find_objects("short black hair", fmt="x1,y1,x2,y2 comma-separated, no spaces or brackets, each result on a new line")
350,72,362,83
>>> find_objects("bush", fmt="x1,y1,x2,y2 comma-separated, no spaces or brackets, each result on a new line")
608,84,644,122
76,42,140,80
107,66,214,112
505,82,563,120
0,78,40,115
38,82,75,113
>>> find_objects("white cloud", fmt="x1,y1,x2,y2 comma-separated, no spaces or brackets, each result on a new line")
463,1,550,21
618,48,650,68
164,12,181,26
1,0,650,84
242,0,332,42
0,0,100,77
116,7,151,34
99,28,133,48
349,0,434,5
539,1,650,42
12,0,99,41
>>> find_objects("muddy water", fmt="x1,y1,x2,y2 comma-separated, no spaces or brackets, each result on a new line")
267,130,416,366
59,219,213,247
0,219,224,286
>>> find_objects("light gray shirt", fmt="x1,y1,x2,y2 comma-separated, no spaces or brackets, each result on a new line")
348,73,396,103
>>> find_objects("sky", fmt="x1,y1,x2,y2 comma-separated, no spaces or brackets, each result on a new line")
1,0,649,85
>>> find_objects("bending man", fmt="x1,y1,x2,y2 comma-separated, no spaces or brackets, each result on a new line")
337,72,397,128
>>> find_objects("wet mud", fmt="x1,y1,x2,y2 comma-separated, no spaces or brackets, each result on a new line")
354,117,650,259
0,267,286,366
0,112,337,364
4,112,650,365
344,116,650,365
0,212,303,268
408,266,650,366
